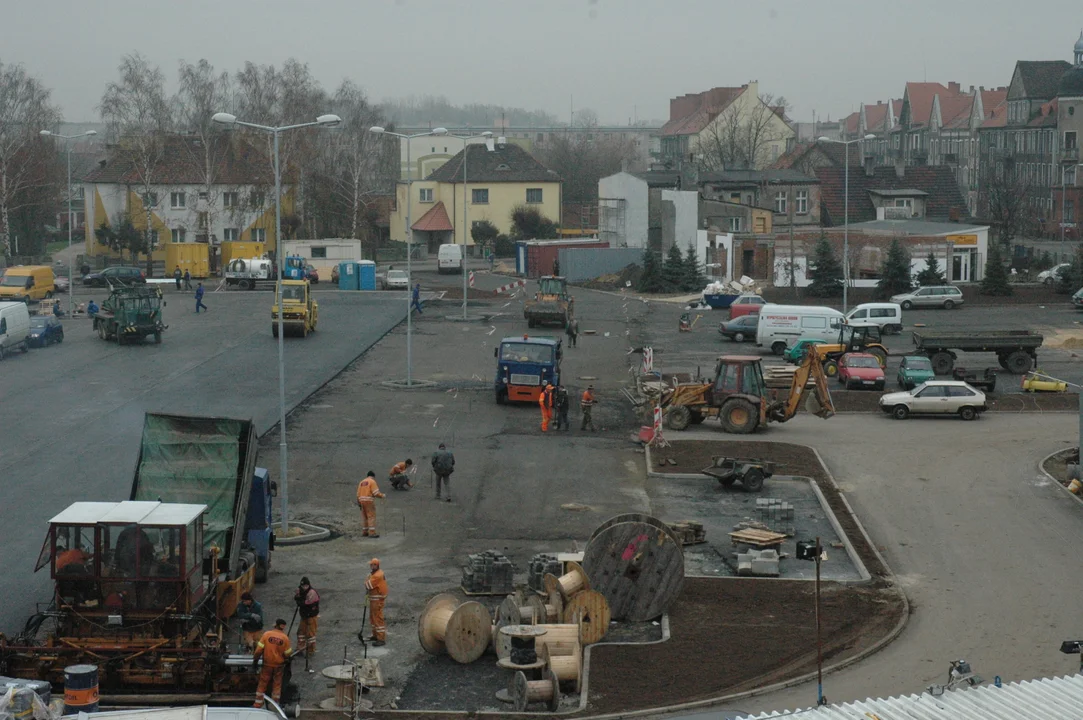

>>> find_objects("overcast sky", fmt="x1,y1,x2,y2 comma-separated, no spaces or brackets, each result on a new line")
3,0,1082,125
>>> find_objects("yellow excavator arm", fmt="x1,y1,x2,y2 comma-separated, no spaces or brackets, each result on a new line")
768,349,836,423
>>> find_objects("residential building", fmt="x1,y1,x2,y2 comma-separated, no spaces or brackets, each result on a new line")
1051,32,1083,240
772,140,862,176
597,170,680,249
698,169,821,230
816,164,968,227
81,134,283,266
659,81,796,169
845,99,901,166
389,141,561,255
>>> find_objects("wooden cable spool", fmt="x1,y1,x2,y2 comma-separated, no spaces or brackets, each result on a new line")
540,644,582,692
561,589,610,644
581,513,685,622
532,623,583,658
512,669,561,712
418,593,492,664
522,592,564,624
543,560,590,600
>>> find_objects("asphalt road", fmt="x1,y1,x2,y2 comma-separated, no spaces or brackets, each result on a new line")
0,285,405,634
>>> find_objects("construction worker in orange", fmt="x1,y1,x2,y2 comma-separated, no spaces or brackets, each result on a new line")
365,558,389,646
293,577,320,657
581,384,597,431
539,381,554,432
357,470,386,538
252,618,292,708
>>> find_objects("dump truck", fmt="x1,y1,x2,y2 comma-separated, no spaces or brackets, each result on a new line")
911,329,1043,375
652,350,835,434
280,255,307,280
272,280,318,337
494,334,562,404
524,276,573,328
0,414,289,710
93,285,166,344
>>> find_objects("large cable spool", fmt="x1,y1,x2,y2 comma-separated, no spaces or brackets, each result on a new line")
418,593,492,664
532,623,583,658
541,644,582,692
561,589,610,644
512,669,561,712
582,513,685,622
543,560,590,600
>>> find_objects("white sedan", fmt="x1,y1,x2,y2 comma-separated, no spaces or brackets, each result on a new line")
879,380,987,421
382,269,409,290
1037,263,1070,285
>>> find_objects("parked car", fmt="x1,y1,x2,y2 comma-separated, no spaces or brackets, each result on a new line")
783,338,826,364
1038,263,1071,285
383,269,409,290
305,264,319,284
729,294,766,319
1073,287,1083,310
331,264,340,285
54,275,71,293
897,355,936,389
27,315,63,347
845,302,903,334
879,380,987,421
838,352,885,390
83,266,146,287
890,285,964,310
718,314,759,342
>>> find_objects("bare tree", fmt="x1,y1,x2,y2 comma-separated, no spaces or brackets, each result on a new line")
978,156,1041,245
696,93,791,171
100,53,170,269
536,114,641,204
0,60,60,258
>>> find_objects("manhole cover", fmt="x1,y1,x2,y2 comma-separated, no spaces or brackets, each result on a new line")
409,576,454,584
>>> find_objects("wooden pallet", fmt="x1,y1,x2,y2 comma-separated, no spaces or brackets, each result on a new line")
763,366,814,389
728,528,787,548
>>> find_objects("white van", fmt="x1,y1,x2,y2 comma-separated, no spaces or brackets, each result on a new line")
756,304,844,356
0,301,31,359
438,244,463,274
845,302,903,334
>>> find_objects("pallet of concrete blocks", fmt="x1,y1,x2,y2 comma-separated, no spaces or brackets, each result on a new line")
527,553,564,594
756,498,795,536
737,548,781,577
461,550,515,595
669,520,706,545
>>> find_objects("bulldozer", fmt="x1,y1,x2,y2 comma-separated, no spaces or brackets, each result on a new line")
272,279,318,338
657,350,835,434
524,276,573,328
809,321,889,377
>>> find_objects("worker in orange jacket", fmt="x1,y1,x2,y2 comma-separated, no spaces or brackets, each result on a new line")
252,618,292,708
357,471,386,537
580,384,597,431
365,558,389,646
539,382,554,432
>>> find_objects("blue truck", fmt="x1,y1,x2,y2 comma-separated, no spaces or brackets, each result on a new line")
494,334,562,404
281,255,307,280
129,413,276,583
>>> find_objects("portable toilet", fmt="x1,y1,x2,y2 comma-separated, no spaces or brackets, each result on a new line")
338,261,359,291
359,260,377,290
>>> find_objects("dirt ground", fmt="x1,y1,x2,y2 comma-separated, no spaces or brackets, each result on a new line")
1042,447,1079,486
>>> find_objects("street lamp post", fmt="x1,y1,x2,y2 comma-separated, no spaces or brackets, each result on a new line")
39,129,97,313
819,134,876,313
368,126,448,381
450,132,493,319
211,111,341,535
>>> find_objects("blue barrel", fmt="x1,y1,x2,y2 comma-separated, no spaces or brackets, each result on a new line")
337,262,359,291
358,260,377,291
63,664,99,715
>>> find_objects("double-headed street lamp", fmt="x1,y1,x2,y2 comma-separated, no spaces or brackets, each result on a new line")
368,126,448,383
39,129,97,313
818,134,876,312
449,131,493,319
211,111,341,534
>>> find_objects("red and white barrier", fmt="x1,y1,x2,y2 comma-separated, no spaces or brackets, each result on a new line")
494,279,526,294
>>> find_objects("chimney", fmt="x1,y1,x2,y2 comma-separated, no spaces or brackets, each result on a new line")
948,81,960,94
969,85,975,94
894,156,905,179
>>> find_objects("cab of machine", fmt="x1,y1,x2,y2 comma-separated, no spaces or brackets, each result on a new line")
845,303,902,334
39,500,207,616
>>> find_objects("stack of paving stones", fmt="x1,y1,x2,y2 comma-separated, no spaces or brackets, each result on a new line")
737,549,780,577
527,553,563,593
461,550,515,594
756,498,795,536
669,521,707,545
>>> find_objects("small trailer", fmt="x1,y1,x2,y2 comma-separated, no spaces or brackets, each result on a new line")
701,456,775,492
952,366,997,392
911,330,1043,375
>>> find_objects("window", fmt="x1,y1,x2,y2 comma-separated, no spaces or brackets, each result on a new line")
1066,167,1076,186
223,192,239,208
251,228,266,243
250,191,265,208
1066,131,1078,149
222,228,239,242
471,188,489,204
197,212,209,229
800,316,827,329
915,385,947,398
170,192,186,209
795,189,808,214
1067,200,1075,223
895,198,914,209
172,228,186,243
198,190,208,201
310,246,327,259
728,216,742,232
948,386,976,397
526,188,543,204
419,188,433,203
773,191,787,214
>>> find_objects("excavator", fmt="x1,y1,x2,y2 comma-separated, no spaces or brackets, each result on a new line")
658,350,835,434
524,276,573,328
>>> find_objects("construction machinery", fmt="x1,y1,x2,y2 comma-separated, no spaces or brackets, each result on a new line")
494,334,562,404
93,285,166,345
652,350,835,434
271,280,318,338
0,414,288,710
280,255,307,280
224,256,276,290
809,321,889,376
524,276,573,328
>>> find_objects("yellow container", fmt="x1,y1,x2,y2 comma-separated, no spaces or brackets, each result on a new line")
165,243,210,279
1069,478,1082,494
220,241,266,267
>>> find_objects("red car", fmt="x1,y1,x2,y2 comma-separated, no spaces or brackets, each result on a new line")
837,352,885,390
728,294,765,319
305,264,320,284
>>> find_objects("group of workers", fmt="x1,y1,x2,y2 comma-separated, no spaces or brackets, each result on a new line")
356,443,457,536
538,382,597,432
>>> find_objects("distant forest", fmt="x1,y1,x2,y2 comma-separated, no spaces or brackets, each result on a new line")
381,95,561,128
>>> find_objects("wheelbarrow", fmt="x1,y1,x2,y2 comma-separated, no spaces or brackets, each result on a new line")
700,456,775,492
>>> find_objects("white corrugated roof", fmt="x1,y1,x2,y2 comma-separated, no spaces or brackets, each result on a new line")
741,674,1083,719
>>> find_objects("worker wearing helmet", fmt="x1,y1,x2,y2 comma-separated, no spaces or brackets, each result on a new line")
357,471,386,537
365,558,389,646
539,381,554,432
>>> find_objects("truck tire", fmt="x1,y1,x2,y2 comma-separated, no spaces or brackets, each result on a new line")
721,398,758,434
771,341,787,356
868,347,888,367
239,279,252,290
930,352,954,375
823,360,839,377
1004,350,1033,374
741,468,765,492
666,405,692,431
255,555,269,584
496,389,506,405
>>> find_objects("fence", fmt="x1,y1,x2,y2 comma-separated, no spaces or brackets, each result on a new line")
557,247,644,283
